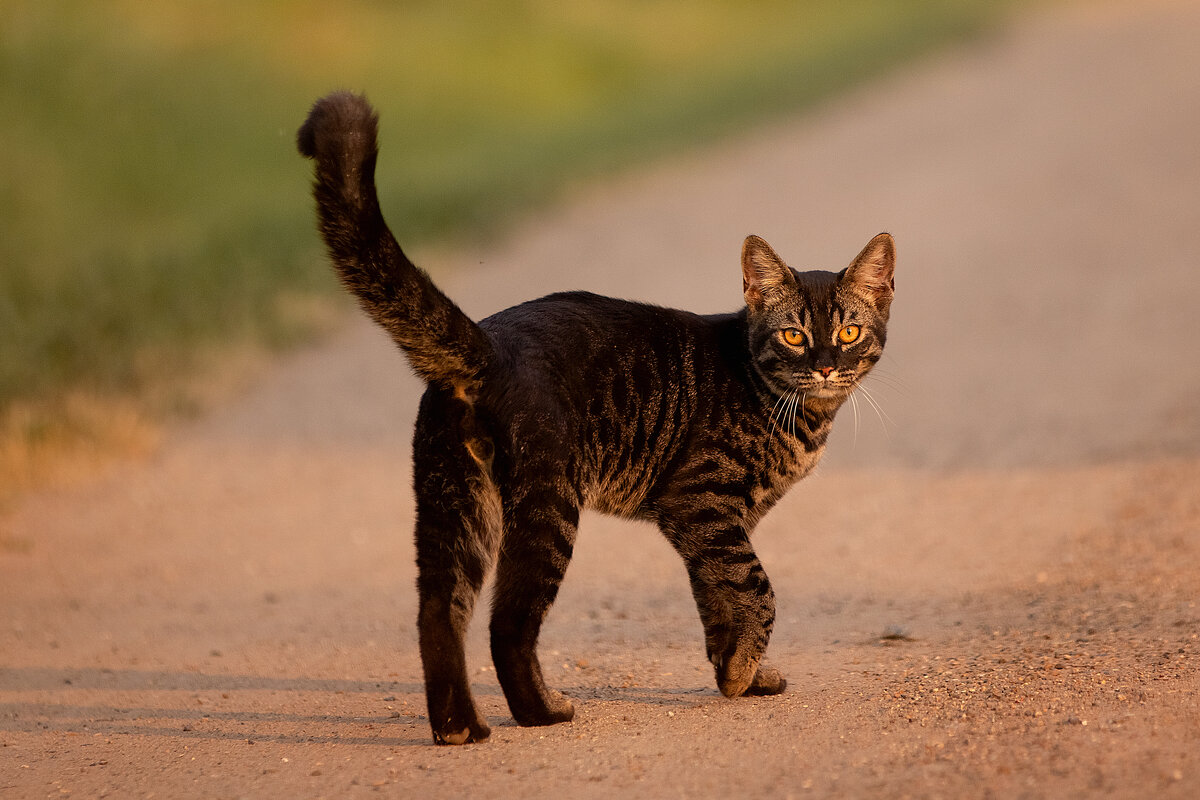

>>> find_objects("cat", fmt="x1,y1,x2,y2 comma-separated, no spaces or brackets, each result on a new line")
297,91,895,745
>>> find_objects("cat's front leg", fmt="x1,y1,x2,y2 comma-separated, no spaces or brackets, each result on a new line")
662,521,785,698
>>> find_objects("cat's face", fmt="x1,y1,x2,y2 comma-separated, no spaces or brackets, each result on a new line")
742,234,894,400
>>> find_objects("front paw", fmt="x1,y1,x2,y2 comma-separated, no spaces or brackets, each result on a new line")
715,653,759,698
743,662,787,696
716,656,786,697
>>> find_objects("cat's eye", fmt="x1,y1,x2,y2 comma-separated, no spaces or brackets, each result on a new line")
782,328,806,347
838,325,861,345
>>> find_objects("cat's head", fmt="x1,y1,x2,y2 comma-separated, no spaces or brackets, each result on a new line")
741,233,895,400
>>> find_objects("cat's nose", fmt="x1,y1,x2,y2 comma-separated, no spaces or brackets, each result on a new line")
817,366,835,378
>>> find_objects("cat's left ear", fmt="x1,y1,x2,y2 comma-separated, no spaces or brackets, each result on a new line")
742,235,797,310
842,232,895,313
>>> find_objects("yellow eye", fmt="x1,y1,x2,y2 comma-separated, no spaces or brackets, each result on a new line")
782,328,806,347
838,324,861,345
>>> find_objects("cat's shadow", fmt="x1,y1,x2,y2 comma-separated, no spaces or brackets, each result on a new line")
484,684,724,731
562,683,722,707
0,666,432,747
561,681,720,710
2,668,728,745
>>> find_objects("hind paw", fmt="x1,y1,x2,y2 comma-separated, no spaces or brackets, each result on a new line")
432,715,491,745
511,689,575,727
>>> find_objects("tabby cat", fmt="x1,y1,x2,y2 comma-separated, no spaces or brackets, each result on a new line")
297,92,895,745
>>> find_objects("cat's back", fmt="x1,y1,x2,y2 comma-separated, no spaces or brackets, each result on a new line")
479,291,718,373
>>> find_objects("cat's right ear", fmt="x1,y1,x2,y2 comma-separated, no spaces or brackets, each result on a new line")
742,235,796,310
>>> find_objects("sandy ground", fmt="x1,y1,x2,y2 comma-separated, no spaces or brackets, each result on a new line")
3,1,1200,797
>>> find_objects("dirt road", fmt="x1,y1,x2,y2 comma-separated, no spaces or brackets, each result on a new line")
3,1,1199,797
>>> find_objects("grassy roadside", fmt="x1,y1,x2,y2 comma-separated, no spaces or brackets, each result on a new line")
1,0,1011,500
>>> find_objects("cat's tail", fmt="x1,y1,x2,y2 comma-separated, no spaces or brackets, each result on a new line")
297,91,493,389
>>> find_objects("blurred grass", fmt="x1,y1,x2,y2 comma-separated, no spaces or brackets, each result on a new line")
1,0,1011,493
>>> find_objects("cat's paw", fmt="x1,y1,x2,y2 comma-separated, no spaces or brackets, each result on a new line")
432,714,491,746
716,654,787,697
715,655,759,698
511,689,575,727
743,663,787,696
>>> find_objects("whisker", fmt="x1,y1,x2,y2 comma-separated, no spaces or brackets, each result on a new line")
849,391,860,448
856,384,893,439
862,372,908,395
767,390,789,440
787,393,794,441
781,392,791,440
863,362,909,396
857,384,893,424
782,392,793,441
795,392,803,438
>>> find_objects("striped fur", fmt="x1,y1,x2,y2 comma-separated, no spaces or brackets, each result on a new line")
298,93,895,745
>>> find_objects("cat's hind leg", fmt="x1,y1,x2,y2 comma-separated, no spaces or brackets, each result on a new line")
489,479,580,727
413,390,501,745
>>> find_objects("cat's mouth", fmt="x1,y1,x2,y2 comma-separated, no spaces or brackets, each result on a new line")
793,372,857,399
802,386,854,401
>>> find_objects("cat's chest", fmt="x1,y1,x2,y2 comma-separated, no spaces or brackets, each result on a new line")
774,438,826,484
747,439,826,523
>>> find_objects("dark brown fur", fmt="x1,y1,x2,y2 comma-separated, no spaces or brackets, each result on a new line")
298,92,895,745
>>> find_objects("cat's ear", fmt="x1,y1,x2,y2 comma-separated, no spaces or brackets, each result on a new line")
742,235,796,310
842,232,895,312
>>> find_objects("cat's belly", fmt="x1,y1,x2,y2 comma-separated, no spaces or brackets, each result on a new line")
585,471,654,519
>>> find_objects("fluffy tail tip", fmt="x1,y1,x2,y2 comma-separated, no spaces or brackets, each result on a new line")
296,91,378,161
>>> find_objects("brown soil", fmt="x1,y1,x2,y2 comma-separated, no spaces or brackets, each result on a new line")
3,1,1198,797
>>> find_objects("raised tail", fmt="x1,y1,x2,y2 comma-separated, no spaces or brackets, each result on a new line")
297,91,492,389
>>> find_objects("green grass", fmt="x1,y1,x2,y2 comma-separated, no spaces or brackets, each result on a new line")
1,1,1010,446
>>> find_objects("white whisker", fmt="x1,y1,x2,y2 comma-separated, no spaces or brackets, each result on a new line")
863,373,907,395
795,391,806,440
782,392,793,441
767,390,789,440
856,384,892,439
781,392,791,440
787,394,793,441
849,390,860,447
863,361,909,396
857,384,892,424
